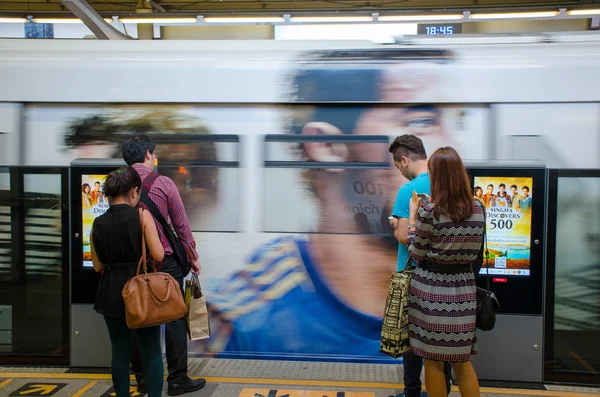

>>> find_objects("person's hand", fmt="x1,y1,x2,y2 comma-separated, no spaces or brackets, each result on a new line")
190,258,201,274
389,216,399,229
409,197,421,223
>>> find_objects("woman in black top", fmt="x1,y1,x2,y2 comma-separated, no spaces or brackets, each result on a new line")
90,166,165,397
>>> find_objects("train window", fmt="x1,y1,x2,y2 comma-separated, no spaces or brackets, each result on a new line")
262,134,391,234
0,169,9,279
263,135,392,164
24,105,241,233
153,134,240,233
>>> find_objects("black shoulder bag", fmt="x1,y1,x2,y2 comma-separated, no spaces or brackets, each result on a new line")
139,172,192,276
475,198,501,331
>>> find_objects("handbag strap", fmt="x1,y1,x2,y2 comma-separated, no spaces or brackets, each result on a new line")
475,198,491,293
137,208,149,276
145,275,174,302
404,252,415,271
189,272,203,298
483,202,491,293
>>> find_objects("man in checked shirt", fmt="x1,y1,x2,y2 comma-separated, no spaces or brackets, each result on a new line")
122,133,205,396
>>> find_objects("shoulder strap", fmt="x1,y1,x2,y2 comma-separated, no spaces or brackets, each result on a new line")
139,172,170,230
142,172,160,192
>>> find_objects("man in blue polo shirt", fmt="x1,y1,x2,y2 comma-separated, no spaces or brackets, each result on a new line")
388,134,452,397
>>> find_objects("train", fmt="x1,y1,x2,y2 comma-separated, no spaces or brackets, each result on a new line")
0,32,599,361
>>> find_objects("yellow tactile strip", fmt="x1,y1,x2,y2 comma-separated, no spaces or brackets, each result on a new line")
0,372,597,397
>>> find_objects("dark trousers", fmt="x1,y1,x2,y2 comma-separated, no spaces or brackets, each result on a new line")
131,255,188,384
403,350,452,397
104,316,164,397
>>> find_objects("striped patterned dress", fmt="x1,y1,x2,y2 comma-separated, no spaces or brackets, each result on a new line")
406,201,485,363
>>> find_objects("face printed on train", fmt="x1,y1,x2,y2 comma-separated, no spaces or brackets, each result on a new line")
300,64,453,254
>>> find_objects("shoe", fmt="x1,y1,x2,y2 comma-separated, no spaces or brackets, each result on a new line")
168,377,206,396
137,380,147,394
386,391,427,397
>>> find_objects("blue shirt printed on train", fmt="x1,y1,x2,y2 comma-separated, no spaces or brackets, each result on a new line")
391,172,430,271
193,236,394,362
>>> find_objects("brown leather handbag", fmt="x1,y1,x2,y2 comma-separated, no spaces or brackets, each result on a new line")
122,208,188,329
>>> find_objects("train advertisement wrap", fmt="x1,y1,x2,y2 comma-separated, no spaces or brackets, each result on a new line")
81,174,108,268
23,50,488,361
474,177,533,276
16,43,599,361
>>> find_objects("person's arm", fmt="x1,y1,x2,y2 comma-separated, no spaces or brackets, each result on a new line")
142,210,165,262
407,203,434,264
163,177,201,272
390,186,412,244
90,226,104,273
394,218,409,243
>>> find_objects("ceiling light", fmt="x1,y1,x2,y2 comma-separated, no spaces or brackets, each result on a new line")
567,9,600,16
469,11,559,20
32,18,81,23
31,18,113,23
379,14,463,22
0,17,28,23
118,17,198,24
290,16,373,23
203,16,284,23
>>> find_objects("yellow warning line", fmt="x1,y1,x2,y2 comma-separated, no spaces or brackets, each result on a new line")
0,379,13,388
72,380,97,397
208,377,403,389
475,388,600,397
0,373,111,380
0,373,597,397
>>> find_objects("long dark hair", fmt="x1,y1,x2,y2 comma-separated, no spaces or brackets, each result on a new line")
103,166,141,198
428,147,474,221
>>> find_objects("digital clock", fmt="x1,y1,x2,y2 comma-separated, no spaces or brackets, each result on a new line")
417,23,462,35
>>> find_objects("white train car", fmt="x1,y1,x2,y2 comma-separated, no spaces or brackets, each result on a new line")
0,33,598,362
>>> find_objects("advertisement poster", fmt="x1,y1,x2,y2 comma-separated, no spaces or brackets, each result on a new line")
82,174,109,268
474,177,533,276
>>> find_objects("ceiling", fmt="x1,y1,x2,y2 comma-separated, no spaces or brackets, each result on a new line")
1,0,598,16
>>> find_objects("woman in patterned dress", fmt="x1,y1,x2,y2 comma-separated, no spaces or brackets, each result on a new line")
407,147,484,397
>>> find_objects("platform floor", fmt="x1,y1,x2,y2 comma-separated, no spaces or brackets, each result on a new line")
0,359,598,397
